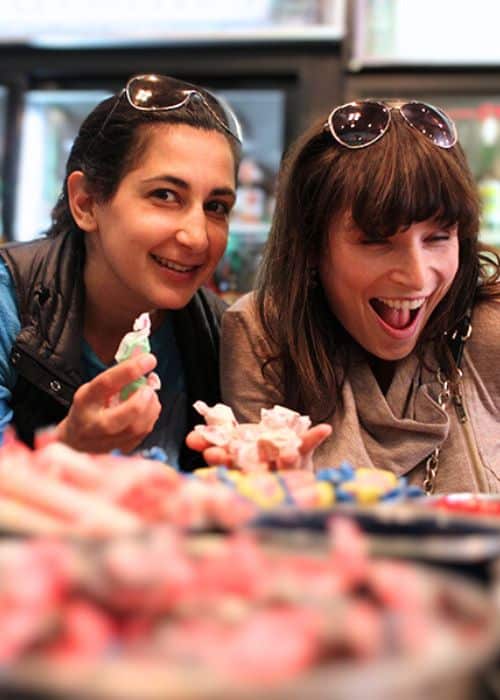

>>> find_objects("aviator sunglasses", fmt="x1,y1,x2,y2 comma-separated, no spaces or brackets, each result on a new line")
327,100,458,150
93,73,243,145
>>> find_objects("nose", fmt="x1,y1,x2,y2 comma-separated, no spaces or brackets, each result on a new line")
388,244,427,291
175,208,209,254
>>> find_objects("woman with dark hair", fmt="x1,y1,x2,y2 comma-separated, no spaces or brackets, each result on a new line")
190,100,500,493
0,74,242,469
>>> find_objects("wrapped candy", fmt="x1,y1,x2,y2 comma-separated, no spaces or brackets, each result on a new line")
114,313,161,401
193,402,313,472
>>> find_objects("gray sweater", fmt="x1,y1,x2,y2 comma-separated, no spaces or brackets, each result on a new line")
221,293,500,494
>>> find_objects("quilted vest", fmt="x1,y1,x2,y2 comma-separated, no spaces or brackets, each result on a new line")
0,229,225,470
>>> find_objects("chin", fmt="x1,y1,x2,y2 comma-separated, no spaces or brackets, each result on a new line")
375,346,416,361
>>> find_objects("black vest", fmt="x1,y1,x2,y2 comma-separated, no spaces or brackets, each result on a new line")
0,229,226,471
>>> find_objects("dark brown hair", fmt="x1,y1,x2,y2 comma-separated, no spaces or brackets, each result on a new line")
49,79,242,237
255,109,500,421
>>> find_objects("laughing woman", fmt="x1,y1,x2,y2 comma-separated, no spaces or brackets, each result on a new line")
0,74,241,468
192,100,500,493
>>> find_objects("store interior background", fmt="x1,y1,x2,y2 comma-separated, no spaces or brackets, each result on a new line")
1,0,500,300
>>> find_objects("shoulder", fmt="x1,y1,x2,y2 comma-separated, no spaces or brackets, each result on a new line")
0,258,21,349
224,291,258,320
223,292,261,335
469,298,500,349
0,257,14,286
222,291,274,356
0,235,57,269
464,298,500,385
0,257,20,315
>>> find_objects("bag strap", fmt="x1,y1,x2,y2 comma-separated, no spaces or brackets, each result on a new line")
447,306,473,369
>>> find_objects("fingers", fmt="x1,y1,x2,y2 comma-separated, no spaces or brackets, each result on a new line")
98,386,161,437
185,432,234,468
58,358,161,453
185,431,212,451
276,447,301,469
186,424,333,470
203,446,234,467
299,424,332,455
77,354,157,406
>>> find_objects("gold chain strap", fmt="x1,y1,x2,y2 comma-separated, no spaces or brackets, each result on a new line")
423,370,452,495
422,318,472,496
423,367,467,495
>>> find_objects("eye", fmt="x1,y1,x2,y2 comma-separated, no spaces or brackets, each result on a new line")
150,188,178,203
427,232,451,243
205,199,231,217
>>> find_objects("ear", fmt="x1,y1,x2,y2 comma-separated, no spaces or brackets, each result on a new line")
67,171,99,233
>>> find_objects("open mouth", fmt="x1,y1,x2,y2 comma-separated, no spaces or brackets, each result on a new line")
150,253,199,273
370,297,426,330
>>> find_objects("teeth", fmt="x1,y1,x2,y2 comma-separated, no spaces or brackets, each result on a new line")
376,297,426,310
152,255,194,273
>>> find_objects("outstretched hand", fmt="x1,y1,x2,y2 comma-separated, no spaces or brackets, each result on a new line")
186,422,332,470
55,353,161,453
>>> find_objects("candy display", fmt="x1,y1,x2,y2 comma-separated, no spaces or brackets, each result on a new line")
0,430,256,535
0,521,496,700
425,494,500,518
0,399,498,699
194,462,424,509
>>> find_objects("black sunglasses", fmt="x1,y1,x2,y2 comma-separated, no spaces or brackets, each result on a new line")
93,73,243,147
327,100,458,150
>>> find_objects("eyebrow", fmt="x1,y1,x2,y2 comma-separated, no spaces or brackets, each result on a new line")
143,174,236,200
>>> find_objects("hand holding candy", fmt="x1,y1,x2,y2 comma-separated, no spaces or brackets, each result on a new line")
55,353,161,454
186,403,332,472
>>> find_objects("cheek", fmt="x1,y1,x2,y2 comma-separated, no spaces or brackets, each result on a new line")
209,228,229,260
443,248,460,286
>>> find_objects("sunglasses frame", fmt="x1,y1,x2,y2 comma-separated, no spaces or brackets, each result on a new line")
90,74,242,152
125,75,243,143
327,99,458,150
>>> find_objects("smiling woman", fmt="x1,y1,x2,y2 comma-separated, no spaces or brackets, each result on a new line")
0,74,241,469
201,99,500,495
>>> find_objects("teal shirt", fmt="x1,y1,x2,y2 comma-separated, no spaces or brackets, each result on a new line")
0,259,187,467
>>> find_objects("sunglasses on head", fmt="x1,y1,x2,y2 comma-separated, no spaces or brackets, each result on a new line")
94,73,243,146
327,100,458,150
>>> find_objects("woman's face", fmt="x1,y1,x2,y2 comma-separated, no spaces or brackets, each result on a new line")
319,213,460,360
84,123,236,314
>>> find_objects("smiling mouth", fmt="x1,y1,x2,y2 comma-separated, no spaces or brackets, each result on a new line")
370,297,426,330
150,253,199,273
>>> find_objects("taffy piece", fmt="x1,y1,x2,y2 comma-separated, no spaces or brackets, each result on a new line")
193,402,315,473
260,405,311,435
114,312,161,401
193,400,237,427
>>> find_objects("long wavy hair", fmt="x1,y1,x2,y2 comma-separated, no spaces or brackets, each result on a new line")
255,108,500,421
49,79,241,237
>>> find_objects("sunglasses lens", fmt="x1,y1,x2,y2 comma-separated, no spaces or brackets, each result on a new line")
400,102,457,148
127,75,188,109
127,75,242,142
329,101,390,147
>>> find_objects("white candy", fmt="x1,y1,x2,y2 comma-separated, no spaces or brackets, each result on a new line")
193,403,313,472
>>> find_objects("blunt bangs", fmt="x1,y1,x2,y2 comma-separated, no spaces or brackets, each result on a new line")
326,113,480,241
